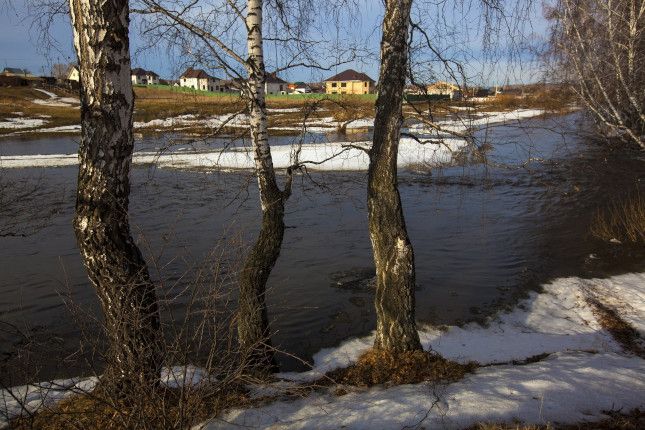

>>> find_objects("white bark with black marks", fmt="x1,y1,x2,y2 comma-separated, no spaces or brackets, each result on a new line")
70,0,162,391
368,0,422,352
237,0,291,373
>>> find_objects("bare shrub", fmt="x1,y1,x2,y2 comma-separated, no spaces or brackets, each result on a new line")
2,240,277,429
591,192,645,245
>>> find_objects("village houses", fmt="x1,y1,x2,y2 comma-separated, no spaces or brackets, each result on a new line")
265,73,288,95
66,65,80,82
179,68,231,92
324,69,375,95
131,68,159,85
426,81,463,100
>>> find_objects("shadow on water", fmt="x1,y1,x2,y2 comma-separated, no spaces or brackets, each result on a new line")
1,113,643,381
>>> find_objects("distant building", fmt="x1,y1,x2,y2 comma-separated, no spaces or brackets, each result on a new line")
287,81,311,94
404,84,428,95
179,68,229,92
324,69,375,95
427,81,462,100
265,73,288,95
66,65,80,82
131,68,159,85
1,67,33,77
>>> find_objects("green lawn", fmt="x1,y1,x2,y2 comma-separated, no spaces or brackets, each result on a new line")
135,84,378,102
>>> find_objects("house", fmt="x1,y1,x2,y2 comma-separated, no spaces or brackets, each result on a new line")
66,65,80,82
131,68,159,85
324,69,375,95
1,67,33,77
427,81,462,100
179,68,229,92
288,81,311,94
265,73,288,95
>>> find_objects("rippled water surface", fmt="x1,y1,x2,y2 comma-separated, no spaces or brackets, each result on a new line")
1,113,644,382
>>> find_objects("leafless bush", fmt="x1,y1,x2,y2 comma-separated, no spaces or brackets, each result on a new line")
1,238,280,429
545,0,645,149
591,191,645,245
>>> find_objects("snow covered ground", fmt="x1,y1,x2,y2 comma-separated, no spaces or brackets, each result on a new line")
0,117,47,130
0,138,464,171
1,108,547,171
2,273,643,429
208,273,645,429
32,89,80,108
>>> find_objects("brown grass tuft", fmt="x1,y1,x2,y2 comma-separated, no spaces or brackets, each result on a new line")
324,349,478,387
10,382,251,430
586,298,645,358
591,192,645,245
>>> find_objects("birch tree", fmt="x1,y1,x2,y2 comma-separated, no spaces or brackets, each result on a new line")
134,0,355,372
368,0,422,352
547,0,645,148
70,0,161,389
236,0,291,372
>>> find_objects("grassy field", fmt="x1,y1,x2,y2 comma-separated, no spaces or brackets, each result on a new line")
0,83,572,138
0,87,80,134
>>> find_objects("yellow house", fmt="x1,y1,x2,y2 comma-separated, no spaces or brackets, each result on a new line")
324,69,375,95
426,81,460,97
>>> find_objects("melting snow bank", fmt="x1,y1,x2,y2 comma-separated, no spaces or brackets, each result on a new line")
2,274,643,429
209,353,644,430
213,273,645,429
0,366,211,427
279,273,645,381
32,89,80,108
0,138,466,171
0,117,47,130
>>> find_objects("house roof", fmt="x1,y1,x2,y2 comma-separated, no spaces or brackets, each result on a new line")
266,73,288,84
132,67,159,77
3,67,31,75
427,81,460,91
324,69,374,83
180,68,212,79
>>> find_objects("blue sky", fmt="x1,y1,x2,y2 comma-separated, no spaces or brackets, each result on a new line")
0,0,549,86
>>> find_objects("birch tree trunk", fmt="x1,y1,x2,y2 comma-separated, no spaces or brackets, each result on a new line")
368,0,422,352
238,0,288,373
70,0,162,389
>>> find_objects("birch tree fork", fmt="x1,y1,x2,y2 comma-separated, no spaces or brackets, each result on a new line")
368,0,422,352
70,0,162,389
237,0,291,373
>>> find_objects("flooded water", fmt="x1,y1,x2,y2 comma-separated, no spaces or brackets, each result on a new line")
1,113,644,383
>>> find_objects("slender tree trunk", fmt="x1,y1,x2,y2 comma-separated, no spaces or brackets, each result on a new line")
70,0,161,390
368,0,422,352
237,0,288,373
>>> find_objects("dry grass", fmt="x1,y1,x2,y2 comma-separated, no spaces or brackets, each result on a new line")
0,85,377,137
10,382,251,430
586,298,645,357
473,87,575,113
590,192,645,245
323,349,478,387
470,408,644,429
133,86,245,122
0,87,79,133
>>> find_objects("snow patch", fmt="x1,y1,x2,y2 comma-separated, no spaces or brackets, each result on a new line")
280,273,644,382
211,352,644,430
0,138,465,171
32,88,79,107
0,117,47,130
